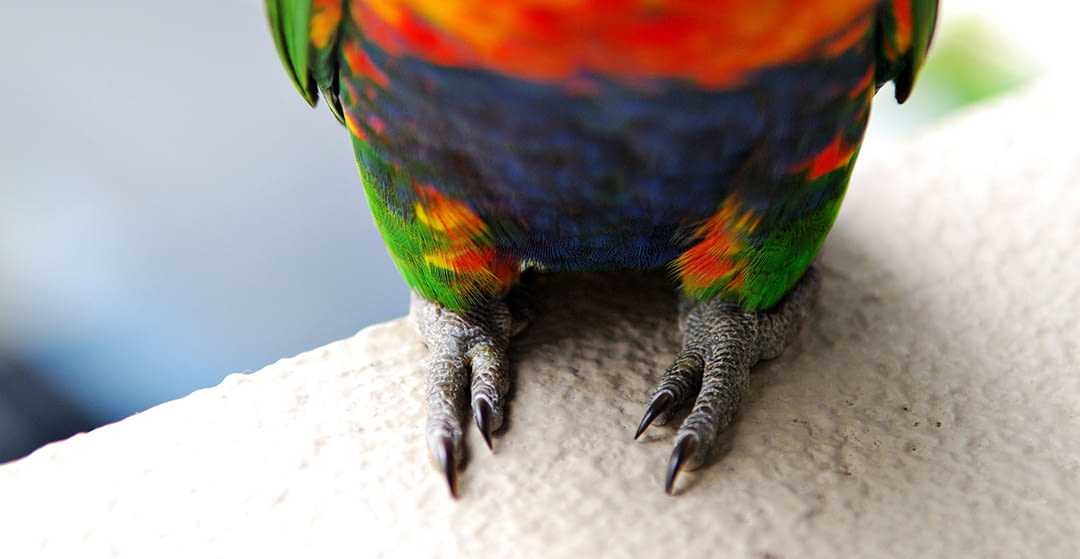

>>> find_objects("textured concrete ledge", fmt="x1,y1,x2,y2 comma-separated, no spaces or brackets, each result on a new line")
2,81,1078,558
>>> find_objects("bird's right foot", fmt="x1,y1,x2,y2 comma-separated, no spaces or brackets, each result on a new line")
411,293,514,497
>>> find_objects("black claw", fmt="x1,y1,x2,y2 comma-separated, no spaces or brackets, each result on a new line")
664,434,698,495
635,391,674,439
434,435,459,498
474,398,494,451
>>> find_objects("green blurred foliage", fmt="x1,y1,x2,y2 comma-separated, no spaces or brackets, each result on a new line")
921,16,1037,110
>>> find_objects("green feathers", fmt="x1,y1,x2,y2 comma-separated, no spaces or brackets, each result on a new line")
266,0,317,106
266,0,346,123
878,0,939,103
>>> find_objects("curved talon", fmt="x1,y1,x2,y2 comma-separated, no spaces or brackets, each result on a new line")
433,434,459,498
664,434,699,495
474,397,494,451
635,391,675,439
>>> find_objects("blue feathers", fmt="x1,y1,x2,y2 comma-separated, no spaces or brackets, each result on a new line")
349,33,872,272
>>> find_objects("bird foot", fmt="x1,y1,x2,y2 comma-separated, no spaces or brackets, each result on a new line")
411,293,514,497
635,265,821,494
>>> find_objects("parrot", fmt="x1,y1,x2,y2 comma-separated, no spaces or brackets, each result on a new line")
266,0,937,496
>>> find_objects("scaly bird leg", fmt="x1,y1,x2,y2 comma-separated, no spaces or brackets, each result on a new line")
411,293,513,497
636,265,821,494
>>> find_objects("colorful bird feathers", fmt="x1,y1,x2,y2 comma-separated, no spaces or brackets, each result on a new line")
268,0,937,312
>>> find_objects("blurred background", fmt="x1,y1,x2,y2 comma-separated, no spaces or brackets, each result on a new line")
0,1,1051,462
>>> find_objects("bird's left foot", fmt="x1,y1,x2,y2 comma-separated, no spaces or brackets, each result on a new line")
411,293,514,497
635,266,821,494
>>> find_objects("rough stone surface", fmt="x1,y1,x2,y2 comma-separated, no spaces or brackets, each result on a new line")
2,81,1079,558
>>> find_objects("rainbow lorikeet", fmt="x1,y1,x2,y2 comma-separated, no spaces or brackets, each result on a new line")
267,0,937,496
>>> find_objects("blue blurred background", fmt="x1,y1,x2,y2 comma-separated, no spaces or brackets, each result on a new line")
0,0,1041,462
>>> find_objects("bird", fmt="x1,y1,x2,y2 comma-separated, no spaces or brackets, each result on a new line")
266,0,937,496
